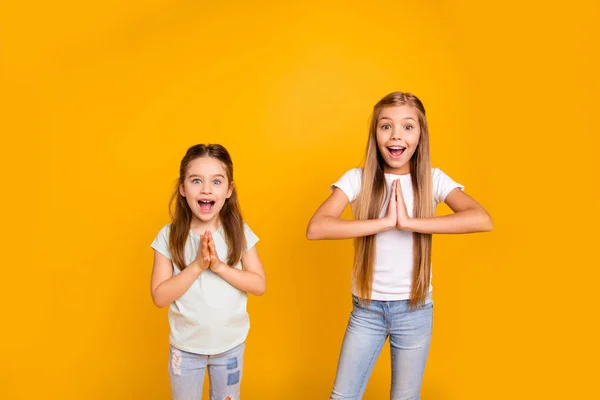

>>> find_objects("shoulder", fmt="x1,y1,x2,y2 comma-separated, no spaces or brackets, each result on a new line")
242,221,254,234
242,221,259,249
431,167,465,201
157,223,172,238
431,167,452,181
335,167,363,184
345,167,363,178
151,223,173,258
331,167,363,198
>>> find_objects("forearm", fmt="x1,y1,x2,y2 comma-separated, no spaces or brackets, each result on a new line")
214,265,266,296
307,216,393,240
403,209,493,234
152,262,203,307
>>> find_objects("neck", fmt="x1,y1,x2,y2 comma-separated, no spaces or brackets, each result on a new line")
190,216,220,234
384,164,410,175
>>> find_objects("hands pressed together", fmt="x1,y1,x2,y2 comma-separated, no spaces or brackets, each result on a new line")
385,179,412,230
193,230,227,274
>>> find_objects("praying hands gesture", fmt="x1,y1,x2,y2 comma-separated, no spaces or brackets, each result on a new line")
385,179,411,230
198,230,227,274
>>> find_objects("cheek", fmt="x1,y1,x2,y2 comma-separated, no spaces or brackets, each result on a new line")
376,132,388,150
185,196,197,209
216,186,230,200
409,131,421,146
181,183,192,196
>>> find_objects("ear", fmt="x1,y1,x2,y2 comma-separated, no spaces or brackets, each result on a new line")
226,182,234,199
179,183,186,197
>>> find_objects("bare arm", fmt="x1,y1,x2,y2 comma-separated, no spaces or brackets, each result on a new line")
306,187,396,240
207,231,266,296
150,253,206,308
399,186,493,234
150,235,211,308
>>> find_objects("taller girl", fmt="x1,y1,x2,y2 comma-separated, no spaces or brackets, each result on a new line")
307,92,493,400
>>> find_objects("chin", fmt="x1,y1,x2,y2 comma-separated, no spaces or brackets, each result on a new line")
384,159,409,170
193,212,216,222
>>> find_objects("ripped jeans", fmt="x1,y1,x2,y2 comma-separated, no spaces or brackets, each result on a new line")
169,342,244,400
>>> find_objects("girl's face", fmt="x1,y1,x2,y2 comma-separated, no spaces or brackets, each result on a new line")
179,156,233,225
375,105,421,175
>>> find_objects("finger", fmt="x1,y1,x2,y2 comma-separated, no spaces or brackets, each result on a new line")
203,245,210,261
198,235,205,261
202,235,211,260
208,238,219,260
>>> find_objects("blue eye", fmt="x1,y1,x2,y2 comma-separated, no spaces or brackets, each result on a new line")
212,179,221,185
192,178,201,184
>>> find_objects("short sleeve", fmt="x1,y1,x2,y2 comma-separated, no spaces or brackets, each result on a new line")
151,224,172,259
433,168,465,203
243,223,259,252
331,168,362,202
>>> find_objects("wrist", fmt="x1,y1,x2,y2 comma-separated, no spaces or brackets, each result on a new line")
189,260,206,275
212,261,228,275
399,217,416,232
381,217,396,232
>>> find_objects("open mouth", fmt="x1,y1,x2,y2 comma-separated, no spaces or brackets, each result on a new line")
387,146,406,159
198,200,215,213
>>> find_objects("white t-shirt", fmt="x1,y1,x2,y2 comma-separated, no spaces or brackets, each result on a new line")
332,168,464,301
151,223,259,355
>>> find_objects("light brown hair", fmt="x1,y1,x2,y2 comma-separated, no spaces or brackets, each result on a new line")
169,144,246,269
354,92,433,307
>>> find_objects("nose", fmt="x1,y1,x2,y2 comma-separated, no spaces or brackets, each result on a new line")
201,182,212,194
391,127,402,140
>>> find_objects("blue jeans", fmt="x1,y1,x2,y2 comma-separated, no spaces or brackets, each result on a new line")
330,295,433,400
168,342,245,400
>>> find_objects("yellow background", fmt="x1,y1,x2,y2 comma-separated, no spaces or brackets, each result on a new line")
1,1,598,399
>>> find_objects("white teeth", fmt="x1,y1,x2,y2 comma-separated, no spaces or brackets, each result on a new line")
199,200,212,204
389,147,405,150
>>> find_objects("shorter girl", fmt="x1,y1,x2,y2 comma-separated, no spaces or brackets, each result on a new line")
150,144,266,400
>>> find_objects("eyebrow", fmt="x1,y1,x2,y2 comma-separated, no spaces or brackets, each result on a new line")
378,117,417,122
188,174,226,179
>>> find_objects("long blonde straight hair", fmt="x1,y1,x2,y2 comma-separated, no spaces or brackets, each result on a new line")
353,92,433,307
